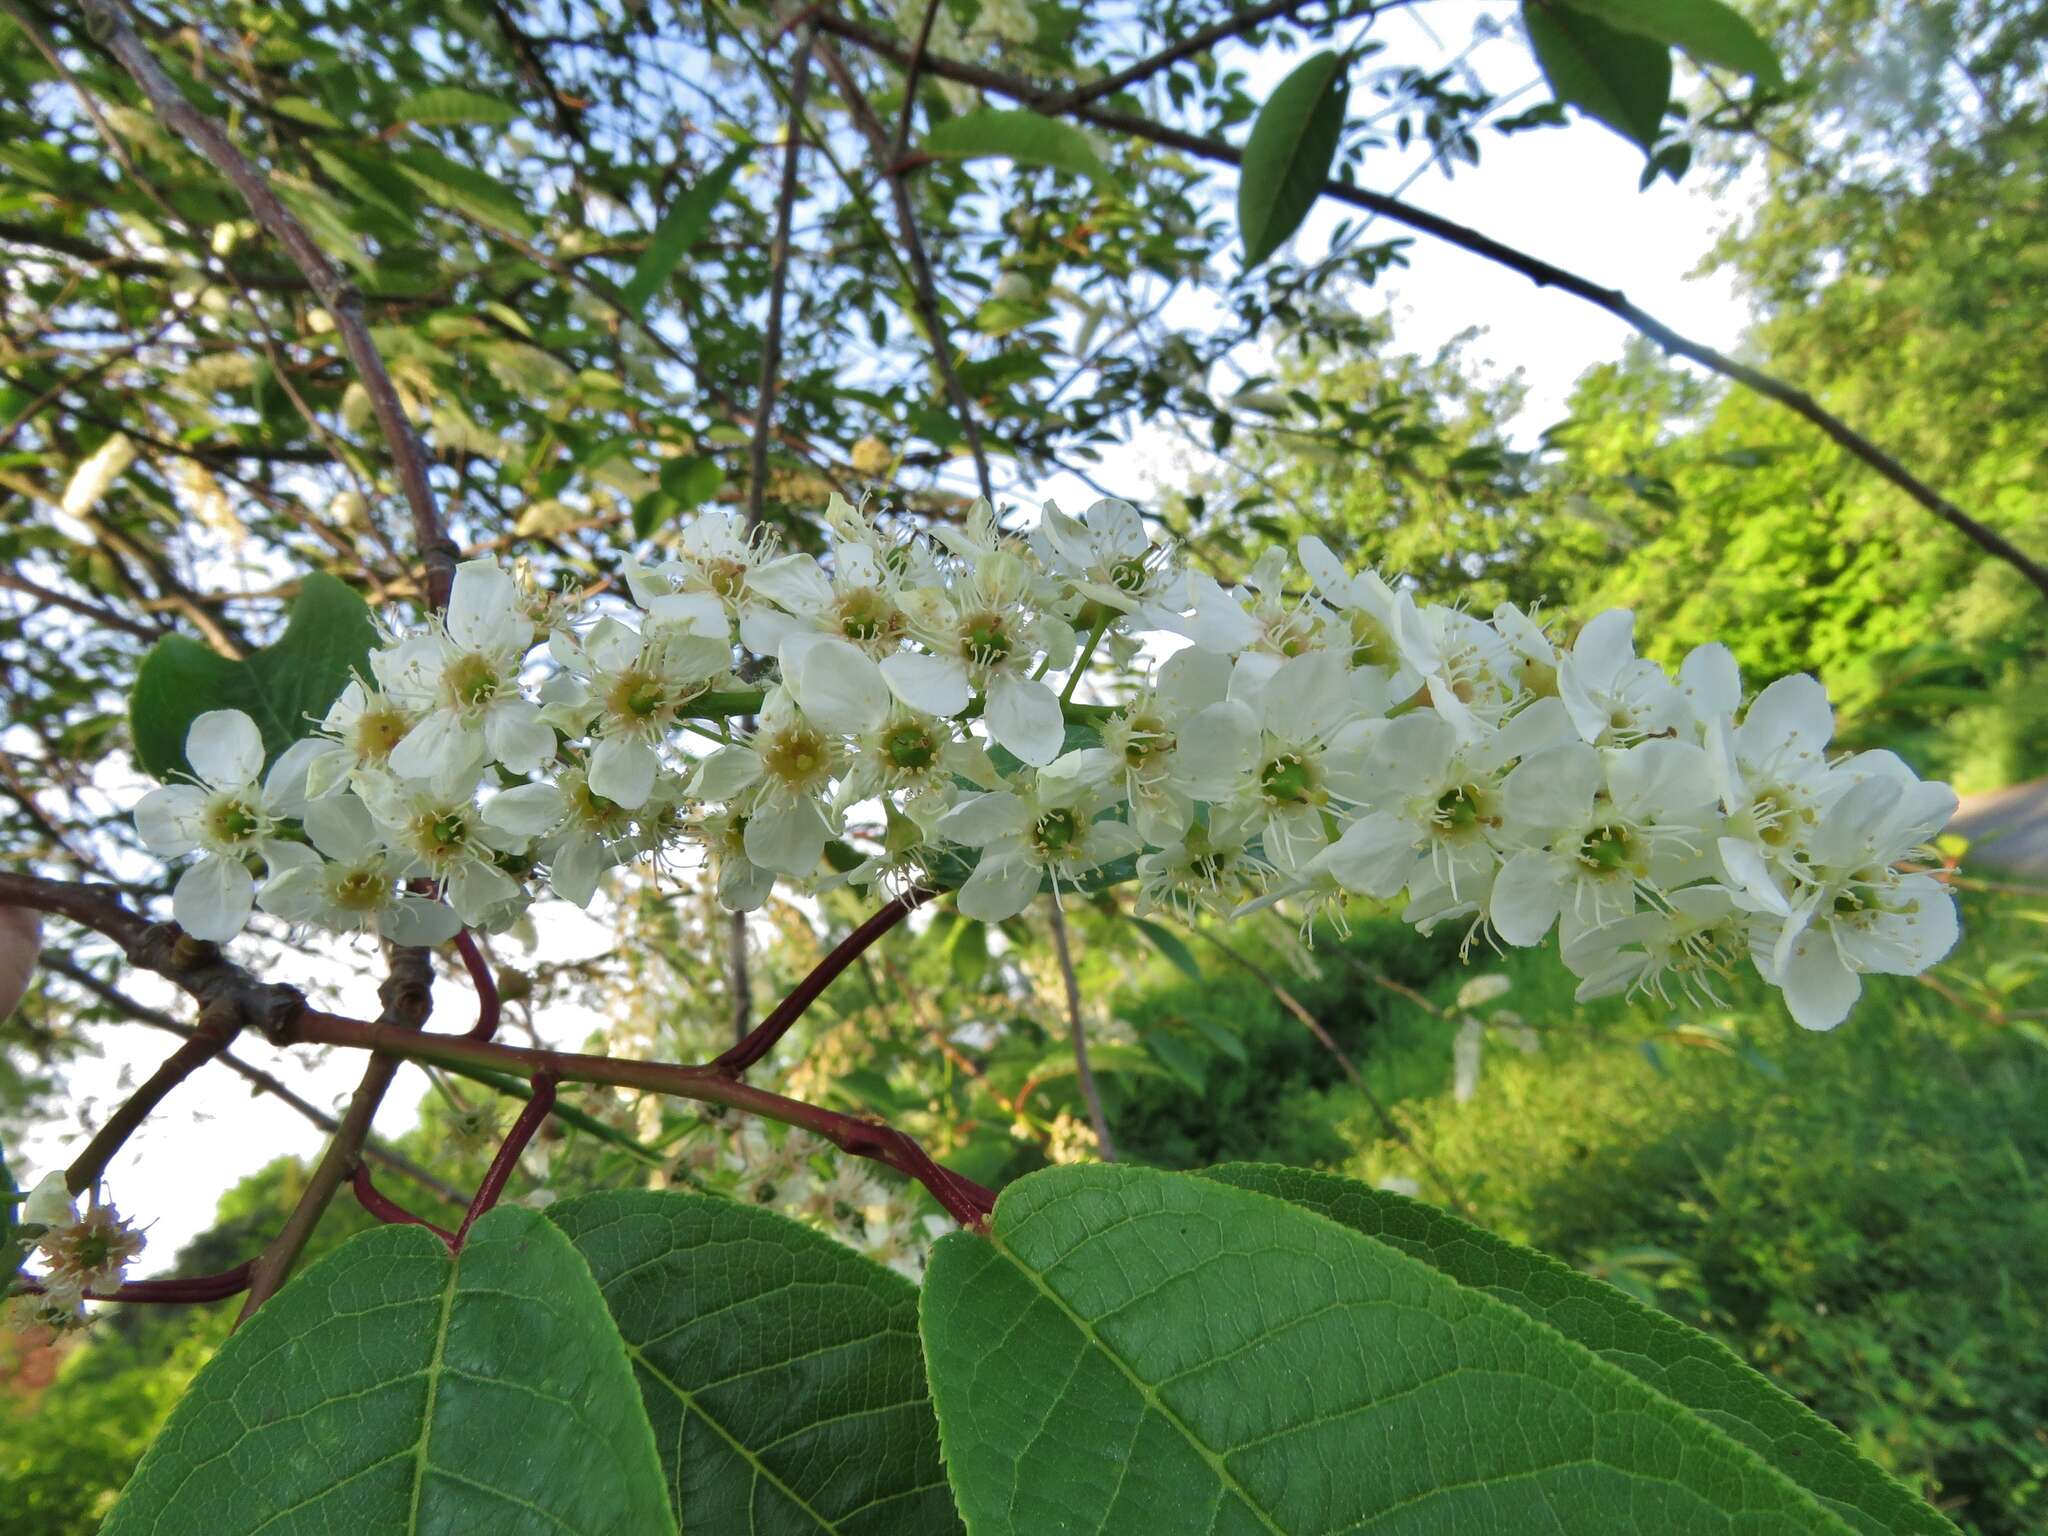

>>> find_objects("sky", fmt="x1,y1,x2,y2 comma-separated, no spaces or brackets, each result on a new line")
13,3,1764,1277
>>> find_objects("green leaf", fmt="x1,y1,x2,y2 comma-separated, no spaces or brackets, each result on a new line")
1130,915,1200,981
1237,51,1349,270
950,916,990,990
103,1207,675,1535
0,1136,22,1281
920,1164,1865,1535
394,146,539,238
549,1190,963,1534
632,455,727,538
922,110,1110,186
1200,1164,1958,1536
1523,1,1674,152
395,86,520,126
1566,0,1782,83
622,147,749,315
130,571,378,779
270,96,344,129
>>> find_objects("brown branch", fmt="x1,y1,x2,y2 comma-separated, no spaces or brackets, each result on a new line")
236,946,435,1322
814,11,2048,598
1047,901,1117,1160
815,38,994,501
890,0,944,160
453,928,501,1042
714,887,933,1076
1042,0,1335,112
745,33,816,534
0,570,168,641
64,1004,237,1197
457,1072,556,1243
17,1260,254,1304
81,0,460,608
37,951,466,1205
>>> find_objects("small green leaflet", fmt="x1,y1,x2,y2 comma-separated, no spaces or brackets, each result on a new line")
551,1191,963,1534
632,454,726,538
1237,50,1349,270
1566,0,1782,83
921,110,1110,186
1199,1163,1959,1536
394,86,520,127
1129,915,1201,981
622,147,750,315
104,1208,676,1536
129,571,378,779
1523,1,1674,152
393,145,538,238
920,1164,1866,1534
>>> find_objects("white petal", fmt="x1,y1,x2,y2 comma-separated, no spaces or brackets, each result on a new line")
381,897,462,947
1776,930,1861,1030
264,735,331,816
934,790,1029,847
549,835,611,908
986,676,1064,766
880,652,972,717
1171,701,1258,797
585,616,644,673
187,709,264,788
1313,811,1415,898
1716,836,1792,916
174,855,255,941
743,797,830,876
447,860,519,924
748,553,834,611
738,604,804,657
484,701,556,775
1154,645,1231,718
783,635,890,735
1502,743,1600,836
588,736,658,809
483,782,567,836
690,747,764,801
1488,850,1563,947
1569,609,1636,691
645,589,729,638
1739,674,1833,768
719,859,775,913
957,850,1041,923
303,794,377,860
134,785,205,856
389,710,480,786
446,561,525,653
1607,739,1714,822
1678,642,1741,722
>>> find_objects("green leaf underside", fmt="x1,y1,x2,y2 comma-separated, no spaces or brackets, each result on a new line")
1565,0,1782,82
549,1191,962,1535
922,110,1111,185
1199,1164,1956,1536
104,1207,674,1535
1523,2,1673,152
623,147,750,314
128,573,380,782
129,571,379,779
1238,51,1349,269
921,1165,1861,1535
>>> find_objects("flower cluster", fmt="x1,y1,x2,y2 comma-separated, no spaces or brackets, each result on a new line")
132,496,1959,1030
10,1172,147,1328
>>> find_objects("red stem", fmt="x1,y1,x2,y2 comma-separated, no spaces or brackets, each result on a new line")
351,1164,456,1244
458,1072,556,1244
714,888,931,1076
454,928,501,1041
16,1260,253,1304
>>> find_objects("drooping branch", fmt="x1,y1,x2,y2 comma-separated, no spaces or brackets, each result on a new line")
453,929,501,1042
815,38,994,501
79,0,461,608
813,11,2048,600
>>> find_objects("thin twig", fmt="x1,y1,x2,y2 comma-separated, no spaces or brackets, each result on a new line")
746,33,816,537
716,887,933,1075
17,1260,253,1304
815,39,993,500
1047,901,1117,1160
65,1006,237,1196
813,11,2047,597
1042,0,1334,112
889,0,944,160
351,1164,455,1243
454,928,501,1042
457,1072,556,1243
81,0,460,607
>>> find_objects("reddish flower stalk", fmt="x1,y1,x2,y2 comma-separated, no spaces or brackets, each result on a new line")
453,928,501,1042
714,888,932,1076
457,1072,557,1245
351,1163,456,1244
16,1261,254,1304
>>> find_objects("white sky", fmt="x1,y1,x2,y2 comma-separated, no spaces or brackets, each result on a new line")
14,5,1761,1277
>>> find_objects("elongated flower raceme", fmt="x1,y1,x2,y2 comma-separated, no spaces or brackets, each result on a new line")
130,499,1959,1031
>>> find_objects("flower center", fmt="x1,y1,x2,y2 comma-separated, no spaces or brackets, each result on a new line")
351,703,410,761
762,724,831,794
706,558,749,599
1109,556,1149,594
411,807,475,863
205,796,264,846
836,587,900,645
1434,783,1484,831
962,611,1013,669
1260,753,1315,805
1578,823,1634,872
1518,657,1558,697
1032,807,1082,855
1349,612,1397,669
330,864,387,912
886,723,937,770
443,651,502,712
604,669,674,734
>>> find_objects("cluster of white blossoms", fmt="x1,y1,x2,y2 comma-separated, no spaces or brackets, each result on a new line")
10,1173,147,1327
132,495,1959,1030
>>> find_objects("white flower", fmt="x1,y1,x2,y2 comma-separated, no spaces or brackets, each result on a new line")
1561,885,1742,1005
544,617,727,808
359,781,527,926
688,691,843,877
386,560,552,789
259,794,460,945
628,511,775,622
482,761,638,907
937,757,1139,921
133,709,305,941
1031,497,1174,615
1557,609,1686,746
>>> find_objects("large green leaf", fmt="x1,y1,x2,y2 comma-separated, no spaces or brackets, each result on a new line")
103,1207,675,1535
1237,51,1349,270
1200,1164,1957,1536
1566,0,1782,83
922,110,1110,186
394,86,520,126
1523,1,1674,152
920,1164,1862,1534
549,1190,962,1535
394,146,539,238
129,571,379,779
622,147,750,315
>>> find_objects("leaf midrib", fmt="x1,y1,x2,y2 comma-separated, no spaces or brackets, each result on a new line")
405,1240,462,1533
985,1229,1287,1536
